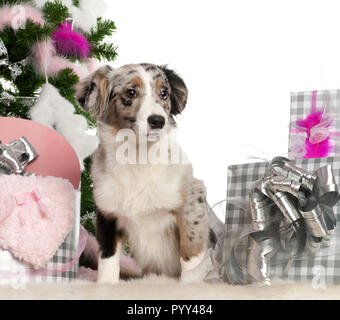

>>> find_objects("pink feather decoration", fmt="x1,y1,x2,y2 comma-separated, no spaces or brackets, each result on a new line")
31,39,94,80
86,58,101,73
0,5,44,31
52,22,90,60
295,110,333,158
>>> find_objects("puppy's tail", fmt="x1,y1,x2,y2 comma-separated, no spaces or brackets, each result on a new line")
83,232,99,269
82,231,143,279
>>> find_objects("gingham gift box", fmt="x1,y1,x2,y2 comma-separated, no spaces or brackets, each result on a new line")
224,157,340,284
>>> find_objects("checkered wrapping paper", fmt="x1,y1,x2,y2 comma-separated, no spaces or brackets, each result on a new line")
224,157,340,284
0,190,80,286
289,89,340,158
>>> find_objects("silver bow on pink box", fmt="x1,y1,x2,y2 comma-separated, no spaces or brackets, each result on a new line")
0,136,38,175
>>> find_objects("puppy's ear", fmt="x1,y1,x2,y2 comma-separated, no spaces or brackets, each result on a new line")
159,65,188,115
75,65,113,118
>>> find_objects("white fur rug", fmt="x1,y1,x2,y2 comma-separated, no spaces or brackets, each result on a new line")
0,275,339,300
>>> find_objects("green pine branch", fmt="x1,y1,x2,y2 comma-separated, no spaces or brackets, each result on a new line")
86,18,116,43
49,67,78,97
0,62,45,96
13,64,45,96
0,23,51,64
0,0,33,5
81,212,96,236
43,0,70,27
91,42,118,62
0,96,35,118
86,17,117,62
80,157,96,215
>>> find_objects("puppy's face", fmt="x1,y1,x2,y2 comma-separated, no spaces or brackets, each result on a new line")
76,63,188,139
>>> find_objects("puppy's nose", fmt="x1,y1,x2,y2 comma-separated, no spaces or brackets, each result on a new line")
148,115,165,129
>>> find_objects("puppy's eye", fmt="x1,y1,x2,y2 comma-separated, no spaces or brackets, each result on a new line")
161,90,169,100
126,89,137,99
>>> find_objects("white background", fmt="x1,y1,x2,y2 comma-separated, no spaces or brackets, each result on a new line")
104,0,340,221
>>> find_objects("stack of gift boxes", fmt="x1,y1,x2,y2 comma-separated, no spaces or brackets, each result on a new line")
223,89,340,285
3,90,340,287
0,117,85,286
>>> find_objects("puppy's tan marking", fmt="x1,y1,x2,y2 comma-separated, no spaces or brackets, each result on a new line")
92,70,110,118
155,78,164,91
175,215,206,261
130,76,144,89
172,179,209,263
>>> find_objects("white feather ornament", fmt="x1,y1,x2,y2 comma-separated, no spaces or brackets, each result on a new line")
34,0,73,10
34,0,106,32
29,83,99,170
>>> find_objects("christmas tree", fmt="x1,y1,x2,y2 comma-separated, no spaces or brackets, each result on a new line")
0,0,117,237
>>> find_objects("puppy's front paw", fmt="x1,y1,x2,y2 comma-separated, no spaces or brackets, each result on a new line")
179,251,206,284
97,255,120,285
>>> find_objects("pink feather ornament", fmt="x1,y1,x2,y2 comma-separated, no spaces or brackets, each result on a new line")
290,90,340,159
30,39,90,79
52,22,90,60
0,5,44,31
295,110,333,158
30,39,102,80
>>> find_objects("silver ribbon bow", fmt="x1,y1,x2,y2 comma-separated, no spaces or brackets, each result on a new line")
0,137,38,176
0,92,16,106
0,37,27,80
226,157,339,285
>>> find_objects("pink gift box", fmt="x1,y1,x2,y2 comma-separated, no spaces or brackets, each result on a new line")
0,117,83,285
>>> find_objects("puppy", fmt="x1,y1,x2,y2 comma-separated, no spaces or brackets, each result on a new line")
76,63,210,284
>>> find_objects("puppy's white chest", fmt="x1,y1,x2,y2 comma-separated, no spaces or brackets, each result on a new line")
94,164,184,216
124,212,181,277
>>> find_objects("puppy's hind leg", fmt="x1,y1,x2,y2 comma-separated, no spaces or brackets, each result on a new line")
96,210,125,284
